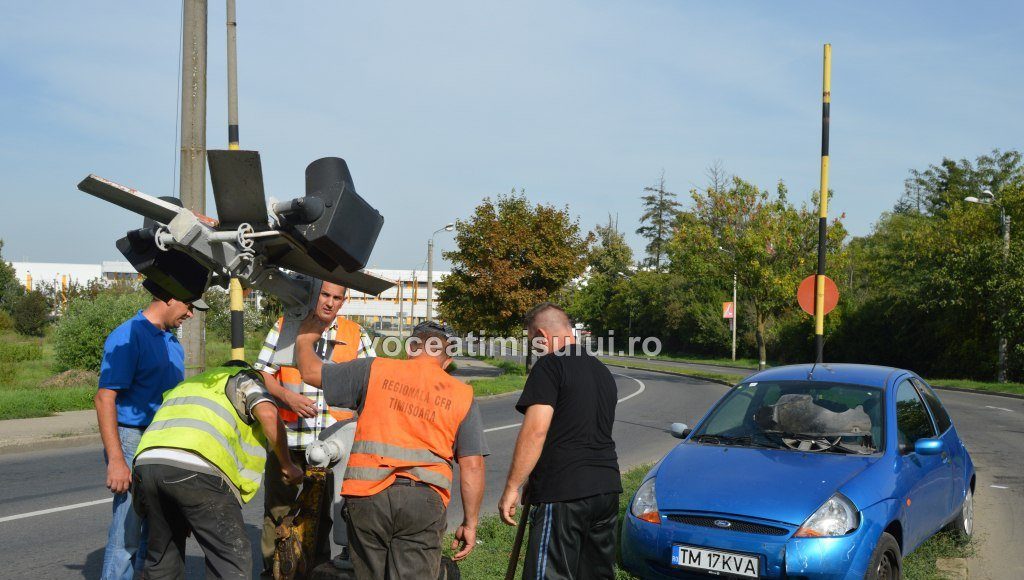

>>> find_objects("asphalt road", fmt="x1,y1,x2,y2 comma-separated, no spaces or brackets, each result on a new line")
0,367,727,579
1,366,1020,579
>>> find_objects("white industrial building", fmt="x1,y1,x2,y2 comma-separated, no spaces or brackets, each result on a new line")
8,261,448,331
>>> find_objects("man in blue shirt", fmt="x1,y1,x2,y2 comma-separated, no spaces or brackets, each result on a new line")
95,293,207,580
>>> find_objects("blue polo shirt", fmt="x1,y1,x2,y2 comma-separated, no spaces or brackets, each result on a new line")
98,311,185,427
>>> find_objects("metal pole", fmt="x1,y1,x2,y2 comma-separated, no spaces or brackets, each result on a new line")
732,273,737,362
397,277,405,338
226,0,239,151
179,0,208,377
814,43,832,364
427,237,434,322
998,209,1010,383
225,0,244,362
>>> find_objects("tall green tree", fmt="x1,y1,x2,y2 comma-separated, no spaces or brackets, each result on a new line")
437,191,591,335
835,149,1024,379
670,178,847,367
567,216,634,334
897,149,1023,216
0,240,23,314
636,172,681,271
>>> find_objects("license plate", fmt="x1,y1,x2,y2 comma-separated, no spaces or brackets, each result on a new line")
672,544,760,578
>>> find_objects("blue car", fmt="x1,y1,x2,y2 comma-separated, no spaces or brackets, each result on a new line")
621,364,975,579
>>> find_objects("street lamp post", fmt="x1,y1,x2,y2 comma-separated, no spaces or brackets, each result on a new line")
427,223,455,322
718,247,739,362
965,189,1010,383
731,272,738,362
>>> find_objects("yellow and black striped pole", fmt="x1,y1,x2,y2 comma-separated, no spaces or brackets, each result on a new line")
814,44,831,364
226,0,244,361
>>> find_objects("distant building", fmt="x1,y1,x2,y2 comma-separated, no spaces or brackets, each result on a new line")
11,261,142,290
7,261,447,331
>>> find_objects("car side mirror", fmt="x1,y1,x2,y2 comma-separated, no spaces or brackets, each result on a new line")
914,438,944,456
670,423,691,439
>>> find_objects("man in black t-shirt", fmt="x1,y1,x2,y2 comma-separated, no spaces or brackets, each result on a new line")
499,302,621,580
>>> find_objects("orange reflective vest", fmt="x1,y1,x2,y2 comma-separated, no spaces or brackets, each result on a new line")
342,357,473,506
275,316,363,424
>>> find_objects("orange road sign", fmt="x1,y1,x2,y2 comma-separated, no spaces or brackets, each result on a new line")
798,275,839,316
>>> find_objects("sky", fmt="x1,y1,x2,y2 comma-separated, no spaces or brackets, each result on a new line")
1,1,1022,271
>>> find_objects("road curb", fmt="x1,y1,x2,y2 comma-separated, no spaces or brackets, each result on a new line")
0,432,100,456
603,362,736,386
613,354,756,373
931,384,1024,400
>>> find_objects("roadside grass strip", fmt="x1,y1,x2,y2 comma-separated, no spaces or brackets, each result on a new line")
467,374,527,397
599,358,743,386
904,530,975,580
441,463,652,579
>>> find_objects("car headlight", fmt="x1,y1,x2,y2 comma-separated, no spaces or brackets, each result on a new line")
630,478,660,524
795,493,859,537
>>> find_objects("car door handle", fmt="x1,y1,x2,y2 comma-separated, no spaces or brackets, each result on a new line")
941,451,950,464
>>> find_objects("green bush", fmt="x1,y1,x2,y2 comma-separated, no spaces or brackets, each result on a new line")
0,342,43,363
203,288,275,342
0,310,12,332
12,290,51,336
53,289,150,372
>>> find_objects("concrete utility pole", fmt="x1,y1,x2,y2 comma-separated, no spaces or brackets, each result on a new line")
179,0,208,377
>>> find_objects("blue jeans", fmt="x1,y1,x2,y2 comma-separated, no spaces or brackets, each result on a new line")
101,426,149,580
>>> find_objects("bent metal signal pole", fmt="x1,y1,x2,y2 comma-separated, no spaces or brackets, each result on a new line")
814,44,832,364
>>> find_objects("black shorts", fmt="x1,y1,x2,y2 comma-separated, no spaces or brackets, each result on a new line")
522,492,620,580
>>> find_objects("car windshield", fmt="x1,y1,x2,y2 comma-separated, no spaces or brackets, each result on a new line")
692,380,884,454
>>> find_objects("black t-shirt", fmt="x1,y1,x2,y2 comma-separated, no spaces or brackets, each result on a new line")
515,346,621,503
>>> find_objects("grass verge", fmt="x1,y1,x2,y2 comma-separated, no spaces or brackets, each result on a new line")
0,330,267,420
641,352,762,369
468,374,527,397
929,378,1024,397
600,358,743,385
473,356,527,375
904,530,975,579
441,463,651,579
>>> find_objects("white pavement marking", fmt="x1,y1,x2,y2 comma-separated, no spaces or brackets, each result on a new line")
990,485,1009,489
483,371,648,434
0,497,112,524
984,405,1015,413
484,423,522,434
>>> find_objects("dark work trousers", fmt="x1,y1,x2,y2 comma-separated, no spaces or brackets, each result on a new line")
522,492,620,580
261,449,333,572
342,479,447,580
132,463,251,580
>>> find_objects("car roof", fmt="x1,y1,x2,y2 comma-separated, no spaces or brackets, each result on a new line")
743,363,907,389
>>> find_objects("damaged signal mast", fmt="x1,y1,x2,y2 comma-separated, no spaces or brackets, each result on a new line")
78,150,394,364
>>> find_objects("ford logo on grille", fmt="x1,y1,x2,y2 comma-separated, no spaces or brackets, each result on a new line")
713,519,732,528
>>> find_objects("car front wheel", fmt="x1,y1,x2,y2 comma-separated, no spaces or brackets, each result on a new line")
866,532,902,580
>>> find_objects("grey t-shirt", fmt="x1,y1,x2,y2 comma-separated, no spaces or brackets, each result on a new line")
322,358,489,460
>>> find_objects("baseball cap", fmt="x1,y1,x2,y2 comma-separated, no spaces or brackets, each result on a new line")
412,320,457,341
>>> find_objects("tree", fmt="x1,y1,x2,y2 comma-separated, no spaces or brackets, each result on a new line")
566,216,634,334
12,290,50,337
0,240,23,314
832,150,1024,380
636,172,681,271
670,177,847,368
437,191,591,336
897,149,1023,216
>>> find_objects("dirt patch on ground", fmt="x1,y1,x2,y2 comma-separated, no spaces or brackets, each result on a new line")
41,369,98,389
